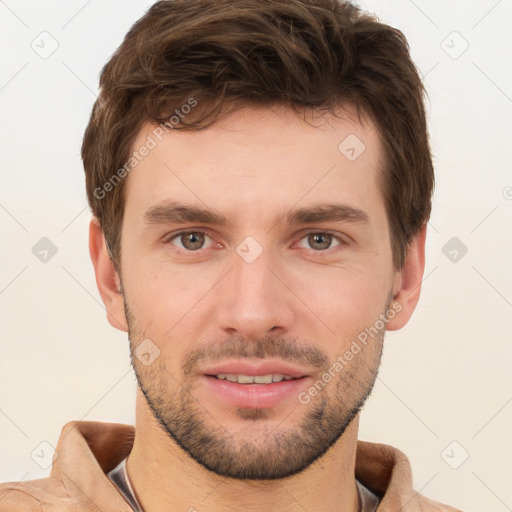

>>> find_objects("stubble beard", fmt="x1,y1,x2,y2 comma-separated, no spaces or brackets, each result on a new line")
125,300,385,480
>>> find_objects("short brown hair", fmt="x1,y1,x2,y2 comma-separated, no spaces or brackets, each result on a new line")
82,0,433,270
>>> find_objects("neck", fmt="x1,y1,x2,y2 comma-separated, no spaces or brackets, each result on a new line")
126,391,361,512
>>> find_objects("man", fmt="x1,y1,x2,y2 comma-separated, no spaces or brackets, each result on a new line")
0,0,463,510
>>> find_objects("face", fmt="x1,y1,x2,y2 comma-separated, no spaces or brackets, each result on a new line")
113,105,402,479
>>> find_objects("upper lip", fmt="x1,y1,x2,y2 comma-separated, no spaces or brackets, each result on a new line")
200,360,310,379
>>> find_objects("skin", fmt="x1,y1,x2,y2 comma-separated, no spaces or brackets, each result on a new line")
90,104,426,512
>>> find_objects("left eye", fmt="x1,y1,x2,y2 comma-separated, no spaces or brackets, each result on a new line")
297,233,342,251
168,231,214,251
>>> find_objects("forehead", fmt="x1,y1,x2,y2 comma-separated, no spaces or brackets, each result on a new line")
123,104,385,227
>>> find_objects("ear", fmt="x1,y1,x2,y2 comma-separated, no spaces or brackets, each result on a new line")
89,217,128,332
386,225,426,331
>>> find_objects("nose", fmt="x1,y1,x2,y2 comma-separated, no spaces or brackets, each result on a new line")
215,245,296,341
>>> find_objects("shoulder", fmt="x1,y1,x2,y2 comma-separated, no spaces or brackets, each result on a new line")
0,476,70,511
397,492,465,512
355,440,465,511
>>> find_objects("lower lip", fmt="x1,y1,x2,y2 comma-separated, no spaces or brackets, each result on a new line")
201,375,309,409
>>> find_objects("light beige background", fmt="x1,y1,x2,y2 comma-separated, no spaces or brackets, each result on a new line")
1,1,511,510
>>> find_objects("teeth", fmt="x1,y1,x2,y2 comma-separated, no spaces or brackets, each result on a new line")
254,374,273,384
215,373,294,384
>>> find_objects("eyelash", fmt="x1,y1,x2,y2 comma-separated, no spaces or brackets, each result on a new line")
165,230,347,253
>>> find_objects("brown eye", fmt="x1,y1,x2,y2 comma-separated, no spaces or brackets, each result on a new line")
298,232,342,251
169,231,211,251
308,233,332,250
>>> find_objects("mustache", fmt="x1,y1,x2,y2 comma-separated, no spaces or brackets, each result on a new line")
182,334,329,376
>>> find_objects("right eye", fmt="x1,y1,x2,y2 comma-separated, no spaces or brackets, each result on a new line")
166,231,215,251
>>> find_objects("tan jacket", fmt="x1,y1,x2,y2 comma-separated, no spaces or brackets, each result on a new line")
0,420,462,511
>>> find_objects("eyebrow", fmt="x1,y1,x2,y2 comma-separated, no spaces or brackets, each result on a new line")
284,204,369,226
143,201,369,228
143,201,229,226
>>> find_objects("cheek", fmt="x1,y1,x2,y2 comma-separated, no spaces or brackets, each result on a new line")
297,263,390,312
291,264,392,348
125,256,186,303
123,261,218,341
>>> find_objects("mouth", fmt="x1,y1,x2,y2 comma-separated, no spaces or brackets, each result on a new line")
211,373,297,384
199,361,311,409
